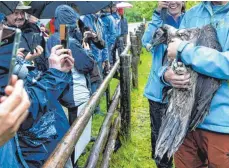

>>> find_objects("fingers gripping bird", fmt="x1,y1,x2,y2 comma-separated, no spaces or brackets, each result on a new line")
147,24,222,161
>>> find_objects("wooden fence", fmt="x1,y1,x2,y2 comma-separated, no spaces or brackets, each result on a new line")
43,22,146,168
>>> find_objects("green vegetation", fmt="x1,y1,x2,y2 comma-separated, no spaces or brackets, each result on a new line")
125,1,157,22
125,1,200,22
109,49,156,168
23,1,31,6
77,48,157,167
24,1,199,23
77,78,120,167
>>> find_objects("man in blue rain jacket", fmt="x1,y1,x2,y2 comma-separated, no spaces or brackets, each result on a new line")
100,7,117,66
111,4,125,63
0,45,74,168
81,14,108,70
80,13,106,114
46,5,92,165
18,45,74,168
165,1,229,167
46,5,91,119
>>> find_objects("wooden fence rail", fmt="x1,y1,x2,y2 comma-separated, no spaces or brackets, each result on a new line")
43,22,146,168
43,59,120,168
86,85,120,168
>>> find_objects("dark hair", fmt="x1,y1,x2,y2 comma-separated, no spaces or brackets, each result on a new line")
182,2,186,13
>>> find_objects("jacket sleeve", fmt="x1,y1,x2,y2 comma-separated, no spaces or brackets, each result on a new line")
142,11,163,48
124,18,128,35
101,44,109,62
177,13,229,80
158,64,171,86
91,36,105,50
177,42,229,80
142,11,171,86
107,16,117,46
21,69,71,129
101,19,109,62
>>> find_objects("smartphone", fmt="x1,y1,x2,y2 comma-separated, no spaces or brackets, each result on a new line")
60,24,69,49
0,25,21,95
30,33,40,54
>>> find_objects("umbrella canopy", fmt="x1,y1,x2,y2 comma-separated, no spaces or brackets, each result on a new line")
29,1,112,19
0,1,19,16
116,2,133,8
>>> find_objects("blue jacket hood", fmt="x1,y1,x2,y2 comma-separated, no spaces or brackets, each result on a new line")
54,5,80,31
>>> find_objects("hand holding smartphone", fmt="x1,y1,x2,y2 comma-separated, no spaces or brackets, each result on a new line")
0,24,21,95
59,24,72,67
60,24,69,49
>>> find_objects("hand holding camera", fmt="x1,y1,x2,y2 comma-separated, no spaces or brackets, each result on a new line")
17,45,44,61
83,30,97,43
49,45,74,73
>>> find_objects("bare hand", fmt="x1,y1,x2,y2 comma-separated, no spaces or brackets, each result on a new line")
0,75,30,146
157,1,169,13
164,67,190,88
83,42,90,50
49,45,74,73
40,26,46,32
167,38,182,60
17,48,26,58
17,45,44,61
83,31,97,39
103,60,110,75
102,61,106,69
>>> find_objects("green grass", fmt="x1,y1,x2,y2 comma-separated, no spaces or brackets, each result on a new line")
77,78,120,167
78,49,156,168
109,49,156,168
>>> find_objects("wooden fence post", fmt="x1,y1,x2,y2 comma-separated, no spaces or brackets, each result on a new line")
130,32,139,89
120,45,131,139
135,30,142,54
139,23,145,37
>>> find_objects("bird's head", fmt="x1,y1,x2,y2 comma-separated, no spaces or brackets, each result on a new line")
146,24,178,51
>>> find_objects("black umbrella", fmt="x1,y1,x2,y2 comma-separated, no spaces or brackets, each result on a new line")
0,1,19,16
29,1,112,19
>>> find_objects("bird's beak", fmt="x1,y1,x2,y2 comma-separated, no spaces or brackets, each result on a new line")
151,35,167,47
151,28,166,47
151,39,162,47
146,35,165,52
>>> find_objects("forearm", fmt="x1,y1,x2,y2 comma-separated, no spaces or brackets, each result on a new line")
178,42,229,80
142,11,163,48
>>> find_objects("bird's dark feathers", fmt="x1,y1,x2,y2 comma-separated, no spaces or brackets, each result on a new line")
152,24,222,162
